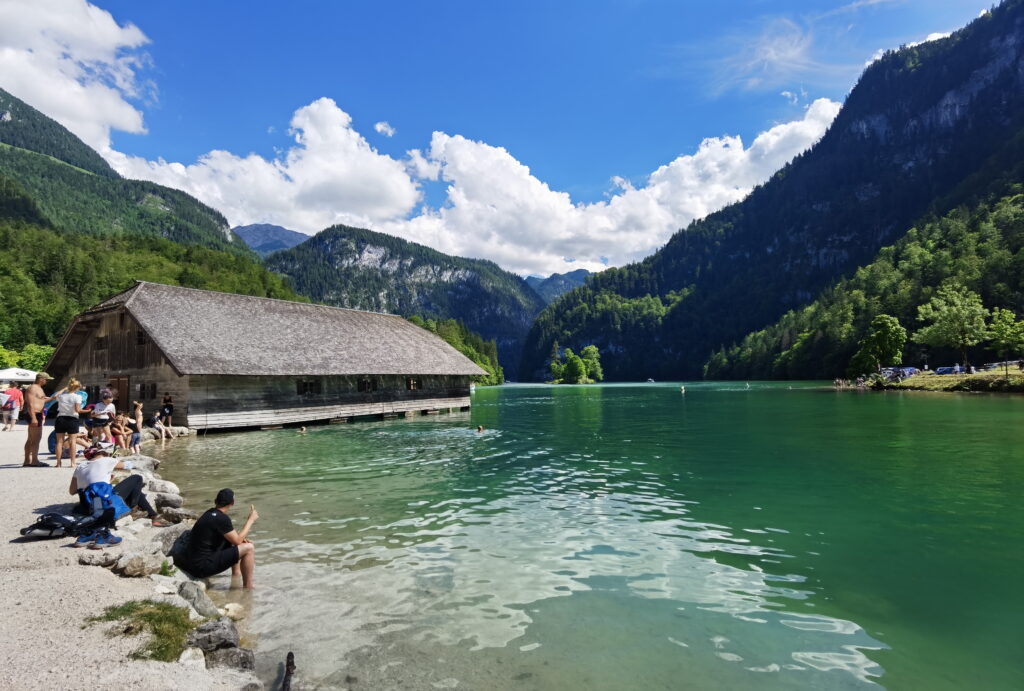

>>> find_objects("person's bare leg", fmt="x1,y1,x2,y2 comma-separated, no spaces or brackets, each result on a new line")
26,423,42,465
55,432,66,467
237,543,255,589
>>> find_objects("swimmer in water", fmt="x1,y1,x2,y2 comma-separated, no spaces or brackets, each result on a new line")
298,426,307,434
476,425,484,433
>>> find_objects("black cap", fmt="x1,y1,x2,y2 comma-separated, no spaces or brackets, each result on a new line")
214,488,235,507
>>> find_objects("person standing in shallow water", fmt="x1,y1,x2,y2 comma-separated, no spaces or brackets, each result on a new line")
160,394,174,428
178,489,258,590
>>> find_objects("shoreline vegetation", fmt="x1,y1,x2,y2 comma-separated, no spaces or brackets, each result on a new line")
877,370,1024,393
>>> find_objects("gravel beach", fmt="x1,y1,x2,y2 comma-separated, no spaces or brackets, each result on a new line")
0,424,257,690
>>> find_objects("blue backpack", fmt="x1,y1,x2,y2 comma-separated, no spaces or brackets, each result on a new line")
81,482,131,521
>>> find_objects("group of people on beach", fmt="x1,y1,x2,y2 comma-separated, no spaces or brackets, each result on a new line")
15,372,176,467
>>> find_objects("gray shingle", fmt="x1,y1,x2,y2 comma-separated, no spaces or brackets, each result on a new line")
94,282,487,376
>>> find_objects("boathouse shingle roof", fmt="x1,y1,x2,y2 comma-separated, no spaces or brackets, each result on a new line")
68,282,486,377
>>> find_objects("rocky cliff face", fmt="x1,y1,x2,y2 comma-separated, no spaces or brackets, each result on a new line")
522,3,1024,380
267,225,545,379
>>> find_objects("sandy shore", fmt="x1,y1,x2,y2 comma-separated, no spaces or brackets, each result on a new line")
0,424,257,690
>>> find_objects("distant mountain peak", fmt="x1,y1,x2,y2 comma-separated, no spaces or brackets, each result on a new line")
525,269,592,304
233,223,309,256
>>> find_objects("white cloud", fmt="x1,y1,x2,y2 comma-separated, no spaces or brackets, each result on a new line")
108,98,422,232
866,30,952,66
374,121,396,137
0,0,150,154
1,0,842,276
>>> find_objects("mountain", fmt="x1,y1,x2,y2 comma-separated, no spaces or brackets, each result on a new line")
234,223,309,256
525,269,592,304
521,2,1024,381
704,189,1024,379
0,87,250,255
0,90,303,352
265,224,546,379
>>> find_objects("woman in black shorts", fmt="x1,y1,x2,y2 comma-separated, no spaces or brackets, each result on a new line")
53,379,84,468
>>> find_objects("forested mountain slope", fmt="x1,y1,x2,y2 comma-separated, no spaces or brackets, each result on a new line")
0,88,250,255
266,225,546,379
521,2,1024,380
0,173,300,350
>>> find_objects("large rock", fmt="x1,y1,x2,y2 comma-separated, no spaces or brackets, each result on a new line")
178,646,206,668
158,523,192,556
126,455,160,472
187,617,240,652
78,550,118,567
179,581,220,618
162,507,199,524
153,492,184,509
116,549,165,577
206,646,256,671
148,478,181,495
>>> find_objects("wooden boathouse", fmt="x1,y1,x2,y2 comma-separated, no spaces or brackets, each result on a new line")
45,282,485,430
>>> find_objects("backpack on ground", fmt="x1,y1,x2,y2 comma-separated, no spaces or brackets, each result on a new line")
19,512,107,540
19,513,78,539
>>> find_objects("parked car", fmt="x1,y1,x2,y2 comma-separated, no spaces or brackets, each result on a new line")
934,366,955,375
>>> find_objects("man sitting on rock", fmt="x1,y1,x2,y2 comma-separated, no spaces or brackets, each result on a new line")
178,489,258,590
68,445,170,527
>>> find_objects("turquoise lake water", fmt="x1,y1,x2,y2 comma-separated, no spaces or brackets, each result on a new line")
159,383,1024,689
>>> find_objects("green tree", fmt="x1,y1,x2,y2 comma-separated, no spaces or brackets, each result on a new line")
848,314,907,376
562,353,588,384
548,341,564,381
913,284,990,368
988,308,1024,378
18,344,54,371
580,345,604,382
0,345,19,368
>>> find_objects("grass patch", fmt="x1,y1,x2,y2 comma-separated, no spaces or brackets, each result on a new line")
882,370,1024,393
87,600,195,662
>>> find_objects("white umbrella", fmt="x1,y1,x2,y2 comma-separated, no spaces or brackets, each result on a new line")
0,367,38,383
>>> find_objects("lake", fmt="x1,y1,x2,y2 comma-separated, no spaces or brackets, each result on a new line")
159,382,1024,690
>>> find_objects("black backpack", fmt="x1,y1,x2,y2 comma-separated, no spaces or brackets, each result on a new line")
19,513,104,540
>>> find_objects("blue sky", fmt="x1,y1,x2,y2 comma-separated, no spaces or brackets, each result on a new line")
0,0,987,273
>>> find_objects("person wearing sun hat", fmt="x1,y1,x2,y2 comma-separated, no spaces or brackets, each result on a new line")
177,489,259,589
23,372,59,467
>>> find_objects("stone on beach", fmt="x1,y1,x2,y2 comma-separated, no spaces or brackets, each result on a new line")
178,646,207,668
179,580,220,617
220,602,245,620
115,548,165,577
188,617,241,652
153,492,184,509
148,478,181,495
161,506,199,523
157,522,192,555
206,646,257,671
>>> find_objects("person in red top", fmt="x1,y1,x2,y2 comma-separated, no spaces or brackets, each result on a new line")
2,382,24,431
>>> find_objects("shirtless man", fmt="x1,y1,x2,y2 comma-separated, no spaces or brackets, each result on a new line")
23,372,56,467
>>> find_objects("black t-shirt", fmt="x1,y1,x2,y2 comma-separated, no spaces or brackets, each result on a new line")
186,508,234,565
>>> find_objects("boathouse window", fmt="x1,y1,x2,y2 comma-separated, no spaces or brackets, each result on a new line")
94,336,108,350
136,382,157,400
358,378,378,393
406,377,422,390
136,330,148,346
296,379,322,396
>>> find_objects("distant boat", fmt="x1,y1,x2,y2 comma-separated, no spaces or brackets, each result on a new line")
680,385,685,394
646,378,655,383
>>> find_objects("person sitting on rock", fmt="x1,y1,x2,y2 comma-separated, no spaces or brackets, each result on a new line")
68,445,170,527
178,489,258,590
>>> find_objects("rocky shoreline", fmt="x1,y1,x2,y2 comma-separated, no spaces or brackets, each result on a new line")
79,444,263,687
0,425,267,690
